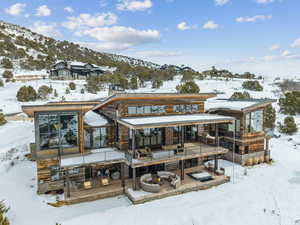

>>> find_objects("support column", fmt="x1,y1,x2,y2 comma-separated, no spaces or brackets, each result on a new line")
215,124,219,147
181,126,184,148
214,155,218,173
66,169,71,198
132,167,137,190
180,160,184,181
132,129,136,158
121,163,125,188
232,120,236,184
79,110,84,154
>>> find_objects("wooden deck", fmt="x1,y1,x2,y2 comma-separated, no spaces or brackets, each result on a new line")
130,142,228,168
126,166,230,204
63,166,229,206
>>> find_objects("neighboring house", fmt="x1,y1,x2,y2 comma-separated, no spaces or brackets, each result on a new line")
22,93,275,205
49,61,105,80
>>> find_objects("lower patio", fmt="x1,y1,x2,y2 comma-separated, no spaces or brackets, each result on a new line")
62,164,230,205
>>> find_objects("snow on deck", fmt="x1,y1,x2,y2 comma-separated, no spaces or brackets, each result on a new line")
120,114,234,126
60,148,124,167
84,111,108,127
205,99,261,111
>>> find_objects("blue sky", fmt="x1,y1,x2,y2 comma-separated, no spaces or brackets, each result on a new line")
1,0,300,76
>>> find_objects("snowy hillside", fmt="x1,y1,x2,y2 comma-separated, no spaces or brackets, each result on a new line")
0,76,300,225
0,20,161,71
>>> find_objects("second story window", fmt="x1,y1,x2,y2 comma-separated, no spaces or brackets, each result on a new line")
173,104,199,113
128,105,166,115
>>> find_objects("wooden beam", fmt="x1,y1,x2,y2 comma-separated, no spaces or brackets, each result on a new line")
79,111,84,154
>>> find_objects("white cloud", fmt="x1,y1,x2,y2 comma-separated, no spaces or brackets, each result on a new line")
62,13,118,30
291,38,300,48
30,21,62,38
137,50,181,57
5,3,26,16
282,50,291,57
203,20,220,30
269,44,281,51
117,0,152,11
177,22,197,31
64,6,74,13
236,15,272,23
75,26,160,50
36,5,51,17
256,0,274,4
24,14,30,18
215,0,229,6
100,0,108,7
77,41,132,51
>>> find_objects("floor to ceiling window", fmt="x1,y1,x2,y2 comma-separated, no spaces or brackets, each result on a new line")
136,128,164,148
245,110,263,133
37,112,78,150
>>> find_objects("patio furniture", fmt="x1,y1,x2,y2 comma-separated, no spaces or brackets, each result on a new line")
137,147,151,159
83,181,92,189
101,178,109,186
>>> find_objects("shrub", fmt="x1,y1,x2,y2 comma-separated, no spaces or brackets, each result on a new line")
2,71,13,80
38,85,52,99
65,88,70,94
80,88,85,94
54,89,58,97
176,81,200,94
0,113,7,126
152,79,163,89
86,77,103,94
279,116,298,135
0,79,3,87
264,105,276,129
242,80,263,91
69,82,76,90
1,58,13,69
230,91,251,100
16,86,37,102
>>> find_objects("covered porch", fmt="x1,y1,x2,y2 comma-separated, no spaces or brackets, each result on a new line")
117,113,235,191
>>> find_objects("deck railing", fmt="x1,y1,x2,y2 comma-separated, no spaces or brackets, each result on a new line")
125,142,228,164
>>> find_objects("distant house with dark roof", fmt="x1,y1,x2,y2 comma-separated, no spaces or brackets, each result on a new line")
49,61,106,80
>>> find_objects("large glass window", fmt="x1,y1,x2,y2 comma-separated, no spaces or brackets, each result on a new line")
136,128,164,148
173,126,182,144
245,110,263,133
92,127,108,148
128,105,166,115
173,104,199,113
37,112,78,150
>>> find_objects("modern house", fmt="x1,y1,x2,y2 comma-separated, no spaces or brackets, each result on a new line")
22,92,275,205
49,61,106,80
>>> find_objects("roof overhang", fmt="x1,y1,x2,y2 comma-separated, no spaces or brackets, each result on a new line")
117,113,235,129
93,92,217,110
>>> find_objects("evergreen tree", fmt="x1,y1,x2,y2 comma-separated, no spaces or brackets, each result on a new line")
2,71,13,80
0,200,10,225
279,116,298,135
16,86,37,102
279,91,300,115
80,88,85,94
0,79,3,87
1,58,13,69
230,91,251,99
264,105,276,129
176,81,200,94
129,77,138,90
152,79,163,89
242,80,263,91
65,88,70,94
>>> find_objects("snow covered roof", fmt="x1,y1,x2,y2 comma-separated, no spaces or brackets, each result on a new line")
60,148,124,167
84,110,108,127
118,113,234,129
205,99,276,112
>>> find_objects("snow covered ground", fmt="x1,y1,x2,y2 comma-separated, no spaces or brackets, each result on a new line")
0,76,300,225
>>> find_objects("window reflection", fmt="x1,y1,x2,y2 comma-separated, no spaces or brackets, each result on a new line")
37,112,78,150
246,110,263,133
